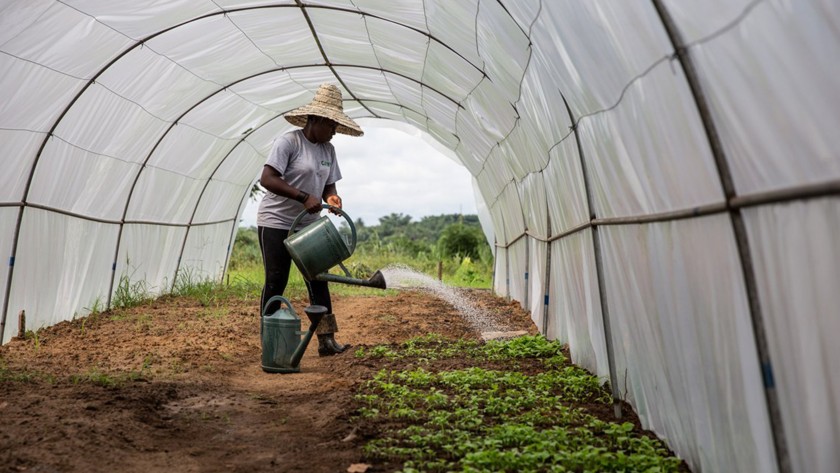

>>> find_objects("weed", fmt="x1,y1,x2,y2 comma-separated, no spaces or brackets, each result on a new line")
0,358,42,383
199,307,227,319
112,273,152,309
170,359,186,374
173,267,223,307
85,297,104,316
70,368,141,388
135,313,153,331
24,329,41,351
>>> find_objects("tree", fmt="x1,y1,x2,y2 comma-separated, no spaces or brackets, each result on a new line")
377,213,412,238
436,223,485,260
250,182,264,201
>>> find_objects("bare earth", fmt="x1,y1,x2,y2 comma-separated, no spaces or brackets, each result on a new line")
1,289,542,473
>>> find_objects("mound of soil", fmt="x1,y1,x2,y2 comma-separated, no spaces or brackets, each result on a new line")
1,289,539,472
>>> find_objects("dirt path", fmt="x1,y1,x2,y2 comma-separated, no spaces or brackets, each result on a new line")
1,289,538,472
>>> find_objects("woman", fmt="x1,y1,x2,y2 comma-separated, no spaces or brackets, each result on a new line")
256,83,363,356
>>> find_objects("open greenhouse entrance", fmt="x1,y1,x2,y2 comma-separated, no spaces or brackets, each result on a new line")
240,122,481,233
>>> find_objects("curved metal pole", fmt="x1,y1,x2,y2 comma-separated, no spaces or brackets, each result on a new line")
490,236,497,291
542,201,552,337
168,93,440,293
523,229,529,309
103,62,459,308
649,1,790,471
560,92,623,419
221,185,256,286
505,235,510,300
169,113,285,293
1,1,478,339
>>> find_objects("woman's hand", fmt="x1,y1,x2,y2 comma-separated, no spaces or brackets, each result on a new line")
326,194,342,209
304,194,322,213
325,194,342,215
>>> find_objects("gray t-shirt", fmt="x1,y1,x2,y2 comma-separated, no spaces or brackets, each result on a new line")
257,130,342,230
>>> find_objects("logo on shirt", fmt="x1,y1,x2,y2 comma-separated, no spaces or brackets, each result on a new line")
320,160,331,167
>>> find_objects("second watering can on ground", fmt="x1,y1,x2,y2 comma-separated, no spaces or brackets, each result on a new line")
284,204,386,289
260,295,326,373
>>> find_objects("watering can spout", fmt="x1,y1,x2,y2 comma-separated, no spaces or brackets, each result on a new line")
368,269,387,289
315,269,387,290
289,305,327,368
285,205,388,290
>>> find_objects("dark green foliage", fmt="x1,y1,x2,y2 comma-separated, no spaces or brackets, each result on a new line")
339,213,488,263
231,214,494,288
375,213,413,238
436,222,485,259
229,227,261,270
249,182,263,201
354,335,684,473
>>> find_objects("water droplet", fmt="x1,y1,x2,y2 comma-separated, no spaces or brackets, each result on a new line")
379,264,504,334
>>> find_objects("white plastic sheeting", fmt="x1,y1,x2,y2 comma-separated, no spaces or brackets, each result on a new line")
743,199,840,473
579,62,724,218
546,229,608,381
675,1,840,196
600,216,776,473
1,1,838,472
5,210,119,338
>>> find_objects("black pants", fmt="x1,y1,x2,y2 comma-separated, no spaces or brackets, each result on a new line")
258,226,332,316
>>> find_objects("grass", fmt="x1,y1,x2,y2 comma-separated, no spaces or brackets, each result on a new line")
69,368,143,388
346,248,493,289
225,261,399,301
95,225,493,317
353,334,683,473
225,253,490,303
0,354,59,384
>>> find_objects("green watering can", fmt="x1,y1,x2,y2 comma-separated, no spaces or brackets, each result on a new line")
260,296,326,373
284,204,386,289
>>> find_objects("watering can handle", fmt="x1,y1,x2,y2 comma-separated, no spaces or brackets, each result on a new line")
288,204,357,254
262,295,297,318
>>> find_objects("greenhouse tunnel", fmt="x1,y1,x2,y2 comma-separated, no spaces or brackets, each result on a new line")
1,1,838,472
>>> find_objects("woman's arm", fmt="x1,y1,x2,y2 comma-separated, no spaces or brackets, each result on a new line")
260,165,321,213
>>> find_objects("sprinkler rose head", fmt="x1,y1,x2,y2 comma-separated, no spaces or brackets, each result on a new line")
368,270,387,290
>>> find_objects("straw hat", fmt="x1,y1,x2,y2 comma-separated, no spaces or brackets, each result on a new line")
284,83,363,136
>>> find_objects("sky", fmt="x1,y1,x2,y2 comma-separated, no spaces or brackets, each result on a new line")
239,119,479,228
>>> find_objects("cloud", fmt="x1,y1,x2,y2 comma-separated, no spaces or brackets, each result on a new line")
240,121,477,227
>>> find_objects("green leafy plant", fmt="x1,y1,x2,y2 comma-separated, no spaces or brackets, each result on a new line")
352,335,683,472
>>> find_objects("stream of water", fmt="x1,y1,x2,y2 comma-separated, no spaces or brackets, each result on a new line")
379,264,509,336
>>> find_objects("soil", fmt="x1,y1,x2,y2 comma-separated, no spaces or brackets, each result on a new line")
0,288,667,473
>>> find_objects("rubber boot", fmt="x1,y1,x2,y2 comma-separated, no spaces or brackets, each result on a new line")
317,333,350,356
327,334,350,353
316,314,351,356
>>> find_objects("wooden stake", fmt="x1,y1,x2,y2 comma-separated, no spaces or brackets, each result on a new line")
17,310,25,338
